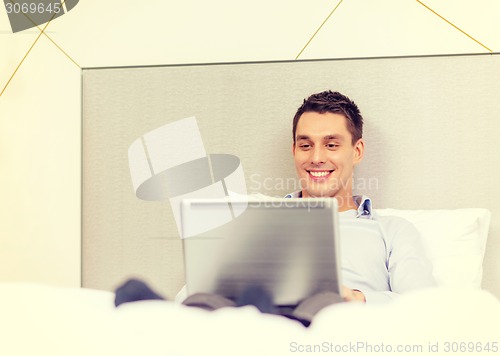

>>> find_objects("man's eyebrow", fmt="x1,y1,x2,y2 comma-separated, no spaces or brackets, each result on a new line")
296,134,345,141
324,134,344,141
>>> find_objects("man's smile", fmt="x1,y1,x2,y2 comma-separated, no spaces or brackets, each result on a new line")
306,170,334,179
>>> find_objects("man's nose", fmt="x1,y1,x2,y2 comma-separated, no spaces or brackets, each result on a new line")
311,146,326,164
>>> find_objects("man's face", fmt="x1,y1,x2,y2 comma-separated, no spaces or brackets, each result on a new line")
292,111,364,199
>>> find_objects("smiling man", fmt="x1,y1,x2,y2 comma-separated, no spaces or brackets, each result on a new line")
289,91,364,208
115,90,436,327
285,90,436,308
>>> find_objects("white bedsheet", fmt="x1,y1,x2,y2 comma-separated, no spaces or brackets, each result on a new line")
1,283,499,356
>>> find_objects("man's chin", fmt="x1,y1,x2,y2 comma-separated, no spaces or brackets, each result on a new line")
303,189,338,199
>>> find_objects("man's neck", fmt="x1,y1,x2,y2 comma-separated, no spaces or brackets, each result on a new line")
338,198,358,212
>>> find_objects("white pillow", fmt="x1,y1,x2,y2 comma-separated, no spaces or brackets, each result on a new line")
375,208,491,289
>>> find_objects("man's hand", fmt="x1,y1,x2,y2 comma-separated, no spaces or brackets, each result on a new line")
342,286,366,302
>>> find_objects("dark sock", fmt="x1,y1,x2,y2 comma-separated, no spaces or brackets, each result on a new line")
114,278,165,307
235,285,277,314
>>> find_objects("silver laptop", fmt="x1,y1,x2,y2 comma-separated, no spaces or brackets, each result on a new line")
181,197,342,306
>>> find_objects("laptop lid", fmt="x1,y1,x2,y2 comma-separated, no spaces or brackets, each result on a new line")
181,197,342,306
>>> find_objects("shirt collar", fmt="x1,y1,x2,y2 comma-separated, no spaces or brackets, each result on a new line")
284,191,302,198
353,194,372,219
284,191,372,219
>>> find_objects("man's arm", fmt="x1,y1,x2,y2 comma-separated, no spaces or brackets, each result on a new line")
385,216,437,293
347,216,437,304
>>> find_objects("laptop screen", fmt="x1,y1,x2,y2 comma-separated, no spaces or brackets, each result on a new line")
181,197,342,305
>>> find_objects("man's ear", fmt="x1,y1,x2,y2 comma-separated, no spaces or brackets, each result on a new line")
353,138,365,165
292,142,296,157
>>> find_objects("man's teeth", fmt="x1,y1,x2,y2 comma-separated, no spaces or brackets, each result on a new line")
309,171,330,177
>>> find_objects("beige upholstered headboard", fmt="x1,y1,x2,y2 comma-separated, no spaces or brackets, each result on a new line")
82,53,500,299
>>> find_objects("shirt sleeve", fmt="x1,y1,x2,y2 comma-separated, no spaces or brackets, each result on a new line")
357,215,436,304
383,215,437,294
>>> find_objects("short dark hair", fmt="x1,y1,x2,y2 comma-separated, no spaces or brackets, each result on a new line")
292,90,363,145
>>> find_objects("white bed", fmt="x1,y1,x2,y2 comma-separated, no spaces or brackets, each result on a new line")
2,284,499,356
2,208,497,356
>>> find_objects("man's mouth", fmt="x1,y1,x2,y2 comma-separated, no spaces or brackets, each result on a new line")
307,170,334,179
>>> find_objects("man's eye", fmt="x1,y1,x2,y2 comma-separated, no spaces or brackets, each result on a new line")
300,144,311,150
326,143,338,149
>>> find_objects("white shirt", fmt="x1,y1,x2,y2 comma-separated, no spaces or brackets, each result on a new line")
284,192,437,303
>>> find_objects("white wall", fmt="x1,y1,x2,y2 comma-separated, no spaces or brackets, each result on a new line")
1,0,499,287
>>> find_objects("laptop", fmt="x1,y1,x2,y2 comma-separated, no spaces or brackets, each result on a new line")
181,197,342,306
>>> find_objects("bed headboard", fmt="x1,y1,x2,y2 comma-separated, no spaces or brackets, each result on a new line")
82,53,500,299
